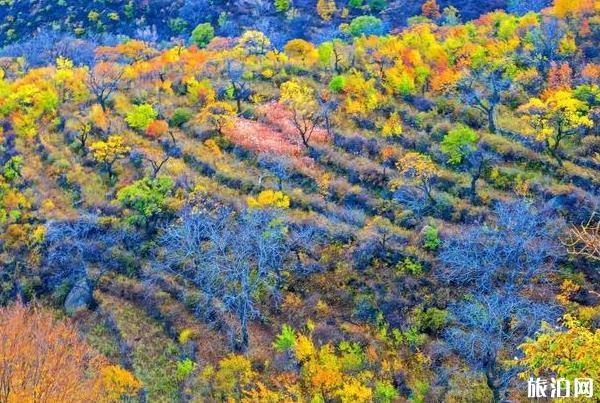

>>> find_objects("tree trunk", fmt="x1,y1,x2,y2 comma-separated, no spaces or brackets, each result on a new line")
547,138,564,167
485,371,503,403
487,108,497,134
238,302,249,352
423,181,436,205
470,174,479,202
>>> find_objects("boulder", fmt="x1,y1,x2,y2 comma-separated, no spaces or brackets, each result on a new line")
64,277,93,315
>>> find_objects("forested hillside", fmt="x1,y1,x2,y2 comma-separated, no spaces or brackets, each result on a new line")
0,0,599,401
0,0,541,48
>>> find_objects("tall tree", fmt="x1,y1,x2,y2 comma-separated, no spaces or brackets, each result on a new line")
86,62,124,112
439,201,565,401
159,207,290,351
456,64,512,134
280,78,323,149
518,89,593,166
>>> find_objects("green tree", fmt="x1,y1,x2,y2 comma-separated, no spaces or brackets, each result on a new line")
117,176,174,229
191,23,215,48
347,16,384,37
367,0,387,12
329,75,346,92
2,156,24,183
440,124,478,164
273,324,297,351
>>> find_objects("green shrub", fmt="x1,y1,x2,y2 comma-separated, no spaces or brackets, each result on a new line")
440,124,478,164
328,75,346,92
348,16,384,37
168,18,188,34
169,107,193,127
422,225,441,250
117,176,174,227
375,380,398,402
274,0,290,12
176,359,196,381
415,307,448,334
396,257,424,276
125,104,157,131
273,324,296,351
191,23,214,48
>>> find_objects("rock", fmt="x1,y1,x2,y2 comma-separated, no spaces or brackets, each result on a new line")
64,278,93,315
571,288,600,307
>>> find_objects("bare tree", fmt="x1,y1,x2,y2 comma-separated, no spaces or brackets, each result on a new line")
456,65,511,134
158,207,290,351
438,200,564,294
464,147,498,202
87,61,124,111
439,201,565,402
446,293,559,402
223,60,251,114
257,153,293,190
563,212,600,262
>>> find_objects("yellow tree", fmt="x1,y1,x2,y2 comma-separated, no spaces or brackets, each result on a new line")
90,135,131,182
395,152,440,205
379,112,403,137
317,0,336,21
340,71,381,118
519,315,600,398
197,101,236,134
284,39,319,68
237,30,272,56
247,189,290,209
518,90,593,166
280,78,323,149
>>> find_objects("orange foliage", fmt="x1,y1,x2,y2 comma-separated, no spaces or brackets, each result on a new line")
582,63,600,83
422,0,441,19
96,40,157,62
430,68,461,93
0,301,140,402
146,119,169,139
553,0,595,18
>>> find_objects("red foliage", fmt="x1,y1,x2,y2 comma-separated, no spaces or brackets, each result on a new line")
422,0,441,19
547,62,572,90
223,102,328,158
258,102,329,145
224,117,303,156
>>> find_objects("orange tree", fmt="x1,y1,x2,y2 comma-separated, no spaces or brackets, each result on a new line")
0,301,140,402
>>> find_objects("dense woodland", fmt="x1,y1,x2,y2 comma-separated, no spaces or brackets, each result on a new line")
0,0,533,48
0,0,599,401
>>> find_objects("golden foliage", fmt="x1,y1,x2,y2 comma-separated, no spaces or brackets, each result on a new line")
247,189,291,209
